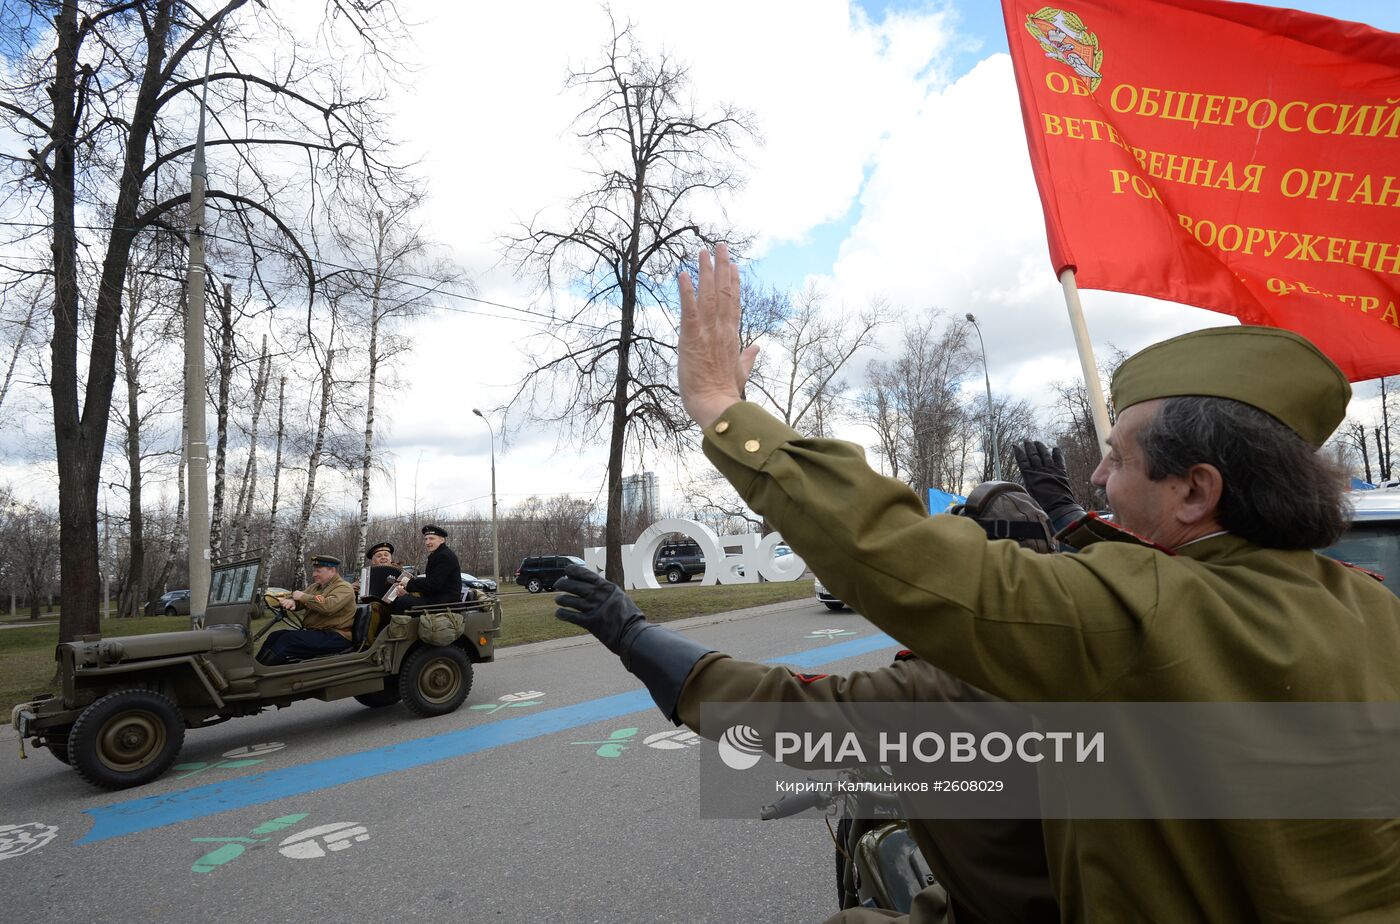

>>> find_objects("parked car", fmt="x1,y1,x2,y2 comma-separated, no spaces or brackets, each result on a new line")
815,577,847,611
1320,489,1400,595
145,589,191,617
461,572,499,597
654,542,706,584
515,555,587,593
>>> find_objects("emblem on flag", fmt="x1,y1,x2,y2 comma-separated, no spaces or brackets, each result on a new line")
1025,7,1103,90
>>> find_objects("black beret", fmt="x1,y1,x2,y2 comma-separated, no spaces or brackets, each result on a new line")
421,524,448,538
366,542,394,559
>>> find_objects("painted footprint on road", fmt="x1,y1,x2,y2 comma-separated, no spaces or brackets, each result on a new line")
277,822,371,859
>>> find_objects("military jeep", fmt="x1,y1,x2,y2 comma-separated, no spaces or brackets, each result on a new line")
10,553,501,791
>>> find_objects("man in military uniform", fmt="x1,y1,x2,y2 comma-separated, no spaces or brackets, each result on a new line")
557,245,1400,922
555,481,1060,924
390,524,462,612
257,553,357,665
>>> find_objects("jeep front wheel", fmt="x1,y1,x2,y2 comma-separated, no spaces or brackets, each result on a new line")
399,645,473,717
69,690,185,790
45,727,72,765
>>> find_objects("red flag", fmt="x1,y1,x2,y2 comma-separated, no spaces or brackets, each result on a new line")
1002,0,1400,381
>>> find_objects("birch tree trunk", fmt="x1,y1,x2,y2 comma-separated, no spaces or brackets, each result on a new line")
209,283,234,559
153,411,188,600
291,351,334,586
268,376,287,571
235,338,270,556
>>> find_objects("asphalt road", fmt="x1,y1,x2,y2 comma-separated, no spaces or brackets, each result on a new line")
0,597,901,923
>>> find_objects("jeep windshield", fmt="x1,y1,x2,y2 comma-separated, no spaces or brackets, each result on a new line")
209,561,260,605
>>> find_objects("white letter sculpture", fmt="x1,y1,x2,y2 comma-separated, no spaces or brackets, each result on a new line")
584,518,806,590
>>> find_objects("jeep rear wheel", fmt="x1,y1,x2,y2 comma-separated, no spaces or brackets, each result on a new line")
354,685,402,709
399,645,473,717
526,577,544,593
666,567,684,584
164,606,177,616
69,690,185,790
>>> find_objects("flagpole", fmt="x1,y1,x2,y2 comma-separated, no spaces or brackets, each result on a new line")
1058,268,1113,456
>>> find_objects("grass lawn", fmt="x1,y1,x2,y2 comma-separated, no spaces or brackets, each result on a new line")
1,579,816,714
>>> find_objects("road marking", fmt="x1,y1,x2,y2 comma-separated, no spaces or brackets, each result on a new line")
0,822,58,861
278,821,370,859
644,729,703,750
79,631,896,844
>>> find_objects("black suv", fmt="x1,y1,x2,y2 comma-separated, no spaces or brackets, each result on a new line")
654,543,706,584
516,555,587,593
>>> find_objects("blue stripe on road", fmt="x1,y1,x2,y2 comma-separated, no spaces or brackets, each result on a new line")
79,631,896,844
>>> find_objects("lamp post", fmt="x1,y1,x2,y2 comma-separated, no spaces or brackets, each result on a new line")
965,313,1001,482
472,408,500,588
184,39,217,619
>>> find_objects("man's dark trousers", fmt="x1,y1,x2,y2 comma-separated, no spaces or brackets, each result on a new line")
257,628,353,664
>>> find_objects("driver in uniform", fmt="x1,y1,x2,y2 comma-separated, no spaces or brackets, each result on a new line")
256,553,356,665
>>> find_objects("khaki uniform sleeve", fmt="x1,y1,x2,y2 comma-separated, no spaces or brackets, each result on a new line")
678,654,990,738
297,578,356,631
702,402,1161,702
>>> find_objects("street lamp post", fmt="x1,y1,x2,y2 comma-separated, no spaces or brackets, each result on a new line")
965,313,1001,482
472,408,500,589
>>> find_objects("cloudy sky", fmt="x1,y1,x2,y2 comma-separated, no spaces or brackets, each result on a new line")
6,0,1399,519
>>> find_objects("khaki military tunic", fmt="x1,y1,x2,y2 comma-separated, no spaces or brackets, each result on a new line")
294,575,356,639
701,401,1400,924
678,653,1058,924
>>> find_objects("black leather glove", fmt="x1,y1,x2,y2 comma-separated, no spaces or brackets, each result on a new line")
553,564,649,663
554,564,714,722
1013,440,1086,532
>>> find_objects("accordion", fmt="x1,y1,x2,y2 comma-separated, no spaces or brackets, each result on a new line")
359,565,404,600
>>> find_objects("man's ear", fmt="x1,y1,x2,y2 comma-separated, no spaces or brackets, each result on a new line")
1177,463,1223,526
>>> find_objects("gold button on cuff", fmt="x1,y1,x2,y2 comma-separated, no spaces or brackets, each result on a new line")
714,420,730,434
744,439,761,453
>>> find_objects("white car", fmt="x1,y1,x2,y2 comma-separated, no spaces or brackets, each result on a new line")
1320,489,1400,595
814,577,847,612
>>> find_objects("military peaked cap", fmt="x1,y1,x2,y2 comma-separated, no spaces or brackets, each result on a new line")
310,553,342,569
421,524,448,538
366,542,394,559
1111,325,1350,448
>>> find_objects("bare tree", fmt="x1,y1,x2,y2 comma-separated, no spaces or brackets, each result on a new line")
857,312,974,500
290,346,336,586
267,375,287,562
326,189,466,557
746,283,885,438
502,13,755,582
1,498,60,620
0,0,411,640
233,337,270,555
113,254,182,619
208,280,236,558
